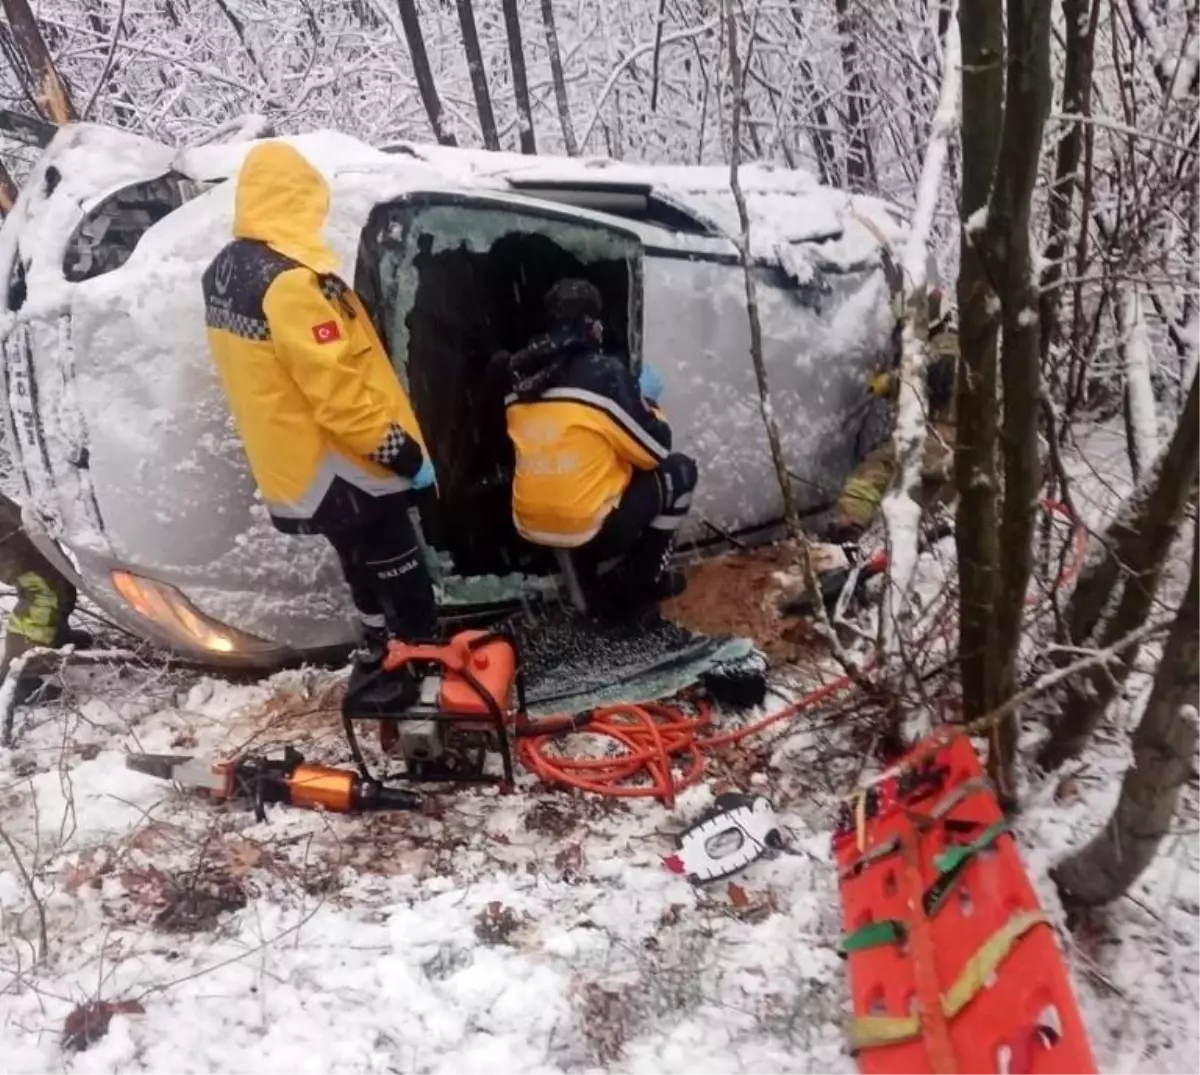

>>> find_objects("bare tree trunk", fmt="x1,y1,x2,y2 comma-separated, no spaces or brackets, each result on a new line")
215,0,270,87
955,0,1004,724
649,0,667,113
501,0,537,154
834,0,877,191
881,0,961,654
1039,373,1199,769
722,0,798,538
1,0,77,122
1118,288,1160,484
1051,527,1199,908
540,0,577,155
984,0,1054,796
1038,0,1101,372
798,62,838,182
395,1,457,146
456,0,500,151
83,6,135,127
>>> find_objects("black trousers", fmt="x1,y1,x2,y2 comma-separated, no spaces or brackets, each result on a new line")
324,498,438,643
578,452,698,587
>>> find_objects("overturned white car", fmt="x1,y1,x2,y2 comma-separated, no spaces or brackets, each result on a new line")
0,124,904,668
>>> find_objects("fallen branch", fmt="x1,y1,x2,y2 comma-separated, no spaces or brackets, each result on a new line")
1,647,143,747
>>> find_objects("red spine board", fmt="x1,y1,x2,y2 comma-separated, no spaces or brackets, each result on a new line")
832,735,1097,1074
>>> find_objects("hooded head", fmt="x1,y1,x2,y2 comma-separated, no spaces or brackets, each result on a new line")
233,142,339,275
543,278,604,342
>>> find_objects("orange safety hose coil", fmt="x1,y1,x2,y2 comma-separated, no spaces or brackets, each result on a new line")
518,500,1088,806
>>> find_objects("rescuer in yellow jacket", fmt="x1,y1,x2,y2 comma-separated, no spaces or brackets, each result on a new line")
1,490,93,707
826,301,959,545
502,279,698,612
201,141,438,666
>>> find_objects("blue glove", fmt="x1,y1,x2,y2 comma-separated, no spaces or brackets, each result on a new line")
411,457,436,491
638,362,664,403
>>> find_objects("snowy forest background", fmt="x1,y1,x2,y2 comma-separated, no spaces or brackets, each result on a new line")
0,3,1198,1070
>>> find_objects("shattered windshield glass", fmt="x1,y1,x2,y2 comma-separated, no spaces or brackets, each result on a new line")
376,199,642,384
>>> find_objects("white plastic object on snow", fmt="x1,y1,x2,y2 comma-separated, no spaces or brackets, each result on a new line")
664,792,782,884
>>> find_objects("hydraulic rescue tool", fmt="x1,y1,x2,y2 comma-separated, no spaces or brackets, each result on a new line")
124,746,422,820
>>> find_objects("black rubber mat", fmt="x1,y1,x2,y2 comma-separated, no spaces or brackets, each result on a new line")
503,608,762,714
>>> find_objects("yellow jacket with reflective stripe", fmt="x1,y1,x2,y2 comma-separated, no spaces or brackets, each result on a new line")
505,344,671,547
201,142,427,533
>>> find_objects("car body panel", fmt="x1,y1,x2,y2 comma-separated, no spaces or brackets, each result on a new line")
0,124,903,667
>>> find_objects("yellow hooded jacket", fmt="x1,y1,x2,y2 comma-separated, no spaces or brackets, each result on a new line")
201,142,428,534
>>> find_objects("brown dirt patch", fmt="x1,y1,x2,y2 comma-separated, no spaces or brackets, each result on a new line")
663,542,816,664
62,999,145,1053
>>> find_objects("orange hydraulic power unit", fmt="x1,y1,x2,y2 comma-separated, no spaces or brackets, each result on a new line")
341,629,525,787
832,735,1097,1075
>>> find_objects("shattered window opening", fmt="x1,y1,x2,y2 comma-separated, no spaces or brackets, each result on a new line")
62,172,199,283
359,194,644,607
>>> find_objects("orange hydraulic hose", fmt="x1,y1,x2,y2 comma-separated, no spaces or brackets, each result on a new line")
516,500,1088,806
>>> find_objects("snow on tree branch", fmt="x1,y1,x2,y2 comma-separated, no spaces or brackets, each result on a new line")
1119,287,1161,483
880,0,961,657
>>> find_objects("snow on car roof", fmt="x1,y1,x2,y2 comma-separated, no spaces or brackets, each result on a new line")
385,139,907,269
1,123,905,304
174,128,905,280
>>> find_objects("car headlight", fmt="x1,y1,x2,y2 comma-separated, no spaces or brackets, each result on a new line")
110,570,274,655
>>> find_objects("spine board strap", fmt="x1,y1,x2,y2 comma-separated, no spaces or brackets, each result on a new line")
848,910,1051,1051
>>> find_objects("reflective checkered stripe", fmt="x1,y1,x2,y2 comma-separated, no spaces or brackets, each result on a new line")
650,489,692,531
206,305,270,341
369,423,413,467
8,571,60,645
265,451,411,521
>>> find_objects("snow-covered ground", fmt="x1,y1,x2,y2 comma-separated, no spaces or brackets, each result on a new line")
0,630,1195,1074
1,419,1197,1074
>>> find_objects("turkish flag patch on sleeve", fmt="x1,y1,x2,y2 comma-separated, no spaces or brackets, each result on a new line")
312,320,341,345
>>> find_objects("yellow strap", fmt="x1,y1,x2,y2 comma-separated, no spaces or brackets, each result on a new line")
854,789,867,851
849,1013,921,1050
942,910,1049,1019
846,910,1051,1052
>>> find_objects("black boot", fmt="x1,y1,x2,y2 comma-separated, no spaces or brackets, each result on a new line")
53,625,94,651
344,626,423,716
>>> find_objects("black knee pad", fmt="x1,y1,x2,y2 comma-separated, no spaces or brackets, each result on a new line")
658,453,698,507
